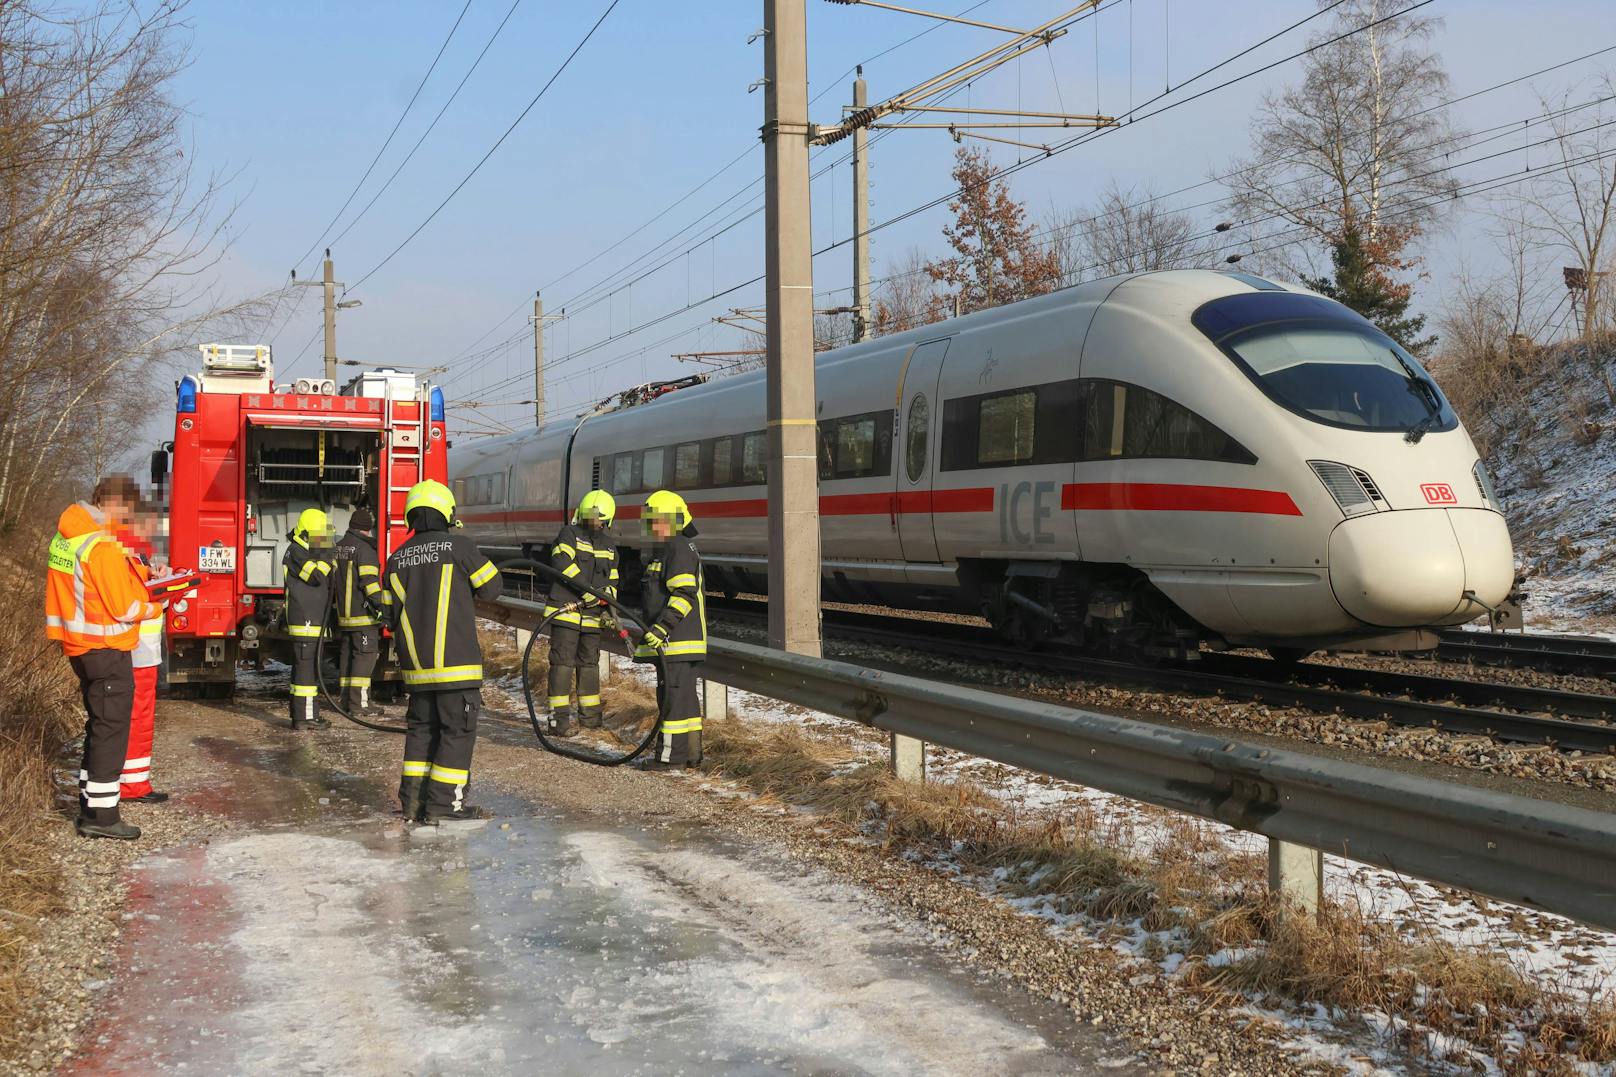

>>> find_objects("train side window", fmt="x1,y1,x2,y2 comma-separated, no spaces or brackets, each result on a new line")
905,394,929,483
642,447,666,491
712,436,735,486
816,410,893,480
611,453,633,494
674,442,701,488
1082,383,1126,459
1081,380,1255,464
741,431,766,484
1124,385,1256,464
978,390,1035,465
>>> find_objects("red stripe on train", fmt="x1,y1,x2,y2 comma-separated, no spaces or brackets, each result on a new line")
478,488,999,523
1062,482,1302,516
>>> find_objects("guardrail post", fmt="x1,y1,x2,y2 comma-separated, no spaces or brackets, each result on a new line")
703,677,728,722
598,649,611,686
515,627,533,655
890,733,925,783
1268,839,1323,917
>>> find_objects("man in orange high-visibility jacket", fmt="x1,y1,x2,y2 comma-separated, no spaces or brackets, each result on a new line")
45,476,164,840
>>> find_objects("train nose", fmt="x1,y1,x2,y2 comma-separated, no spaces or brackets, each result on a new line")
1328,509,1513,627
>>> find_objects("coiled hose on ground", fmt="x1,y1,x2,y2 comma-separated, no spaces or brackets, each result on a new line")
310,553,662,767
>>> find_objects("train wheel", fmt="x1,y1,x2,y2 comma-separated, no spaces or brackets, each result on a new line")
1266,646,1313,667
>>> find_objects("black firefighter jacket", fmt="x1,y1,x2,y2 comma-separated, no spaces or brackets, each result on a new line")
382,522,503,691
334,528,385,629
544,522,619,630
634,527,706,662
282,536,333,638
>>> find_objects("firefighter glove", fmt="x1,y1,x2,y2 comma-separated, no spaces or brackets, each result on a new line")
641,623,669,651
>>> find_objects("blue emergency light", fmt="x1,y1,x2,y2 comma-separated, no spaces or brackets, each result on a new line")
176,375,199,414
430,386,445,422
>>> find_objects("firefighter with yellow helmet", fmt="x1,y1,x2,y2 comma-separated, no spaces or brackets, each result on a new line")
282,507,335,730
543,489,619,736
634,490,707,768
380,480,503,824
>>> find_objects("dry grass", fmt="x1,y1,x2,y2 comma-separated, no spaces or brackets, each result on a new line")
0,530,83,1055
701,714,1616,1072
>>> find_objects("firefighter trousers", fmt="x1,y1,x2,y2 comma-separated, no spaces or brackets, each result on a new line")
654,658,702,766
339,626,380,710
289,638,320,725
69,649,134,825
547,624,601,731
121,664,158,799
401,689,481,821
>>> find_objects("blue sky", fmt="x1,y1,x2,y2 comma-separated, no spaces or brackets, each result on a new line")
169,1,1614,440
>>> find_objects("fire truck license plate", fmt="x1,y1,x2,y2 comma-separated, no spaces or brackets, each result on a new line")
198,545,236,573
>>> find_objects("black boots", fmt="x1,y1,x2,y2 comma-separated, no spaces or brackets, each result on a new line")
76,818,140,840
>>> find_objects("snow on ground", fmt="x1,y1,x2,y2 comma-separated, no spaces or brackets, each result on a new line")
1480,345,1616,637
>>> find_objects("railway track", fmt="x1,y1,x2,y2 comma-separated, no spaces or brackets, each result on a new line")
706,600,1616,755
1436,628,1616,679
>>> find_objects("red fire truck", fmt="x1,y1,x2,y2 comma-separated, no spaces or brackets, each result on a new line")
152,344,449,696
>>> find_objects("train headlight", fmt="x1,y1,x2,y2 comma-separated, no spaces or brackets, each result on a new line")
1309,461,1386,517
1473,460,1500,506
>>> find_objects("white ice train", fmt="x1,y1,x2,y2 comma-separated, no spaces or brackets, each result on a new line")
452,269,1515,658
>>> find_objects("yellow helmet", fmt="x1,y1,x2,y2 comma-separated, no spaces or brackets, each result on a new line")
295,507,330,540
405,479,456,522
575,488,616,525
643,489,691,533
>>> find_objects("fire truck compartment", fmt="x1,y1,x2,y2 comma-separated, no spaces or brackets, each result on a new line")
242,424,381,589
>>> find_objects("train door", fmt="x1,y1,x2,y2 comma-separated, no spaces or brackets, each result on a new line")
893,338,951,562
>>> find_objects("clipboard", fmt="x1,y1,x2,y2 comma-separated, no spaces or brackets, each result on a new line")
145,568,201,599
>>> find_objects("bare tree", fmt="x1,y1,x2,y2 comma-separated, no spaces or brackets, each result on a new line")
871,247,941,336
1433,209,1560,458
0,1,264,526
1046,182,1214,284
1513,73,1616,403
1223,0,1458,288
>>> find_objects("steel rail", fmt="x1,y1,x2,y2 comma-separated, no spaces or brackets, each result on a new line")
707,601,1616,754
1438,629,1616,679
482,594,1616,931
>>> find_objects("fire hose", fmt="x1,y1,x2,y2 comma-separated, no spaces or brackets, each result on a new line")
496,556,663,768
311,554,663,767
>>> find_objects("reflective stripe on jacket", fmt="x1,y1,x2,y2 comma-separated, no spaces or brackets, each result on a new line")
282,536,333,637
45,502,159,656
334,528,384,628
635,530,706,661
382,527,502,690
544,522,618,630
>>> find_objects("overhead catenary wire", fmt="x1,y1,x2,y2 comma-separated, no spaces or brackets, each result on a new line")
439,0,1116,373
346,0,622,294
327,0,527,254
465,99,1616,420
462,1,1603,432
455,0,1372,410
290,0,474,277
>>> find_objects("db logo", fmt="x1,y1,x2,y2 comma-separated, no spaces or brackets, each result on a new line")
1421,483,1458,505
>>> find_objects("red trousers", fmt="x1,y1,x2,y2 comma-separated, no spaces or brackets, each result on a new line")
121,665,157,799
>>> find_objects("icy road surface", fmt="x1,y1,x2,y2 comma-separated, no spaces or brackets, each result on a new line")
64,736,1142,1075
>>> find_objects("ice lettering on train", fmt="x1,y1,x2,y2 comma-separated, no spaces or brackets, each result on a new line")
999,481,1056,545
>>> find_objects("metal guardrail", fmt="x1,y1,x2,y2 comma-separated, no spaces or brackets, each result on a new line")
484,595,1616,932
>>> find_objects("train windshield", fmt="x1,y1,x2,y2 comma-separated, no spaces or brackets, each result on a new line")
1192,291,1456,436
